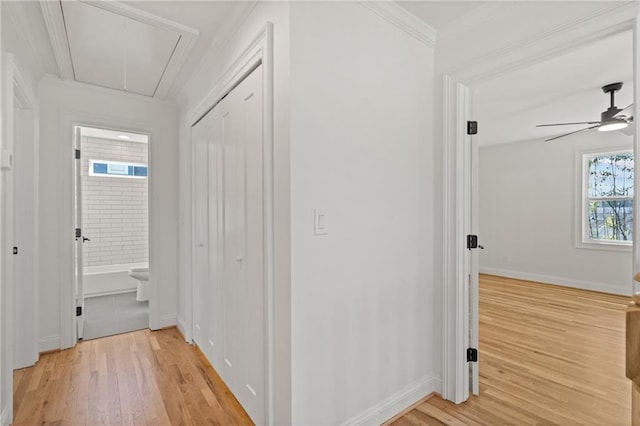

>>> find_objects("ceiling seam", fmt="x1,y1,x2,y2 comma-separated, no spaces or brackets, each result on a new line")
152,35,182,98
58,0,77,80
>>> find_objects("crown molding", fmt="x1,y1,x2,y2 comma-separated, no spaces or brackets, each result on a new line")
39,0,74,80
359,0,436,48
174,1,258,107
448,1,638,84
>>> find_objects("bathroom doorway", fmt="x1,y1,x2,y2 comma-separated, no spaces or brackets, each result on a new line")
74,125,150,340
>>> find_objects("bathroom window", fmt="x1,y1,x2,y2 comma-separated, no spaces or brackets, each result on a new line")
580,149,633,248
89,160,148,179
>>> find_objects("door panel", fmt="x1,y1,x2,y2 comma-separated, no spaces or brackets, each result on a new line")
74,127,85,340
190,65,265,425
192,117,210,351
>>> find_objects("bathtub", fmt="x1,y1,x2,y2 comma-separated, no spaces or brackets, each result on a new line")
83,263,148,298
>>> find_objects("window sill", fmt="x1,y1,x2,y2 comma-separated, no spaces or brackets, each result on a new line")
576,240,632,253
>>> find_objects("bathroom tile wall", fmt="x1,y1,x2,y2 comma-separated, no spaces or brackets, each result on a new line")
81,136,149,267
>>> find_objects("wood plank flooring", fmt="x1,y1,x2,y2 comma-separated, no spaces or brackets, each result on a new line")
13,327,253,425
392,274,631,426
12,275,631,425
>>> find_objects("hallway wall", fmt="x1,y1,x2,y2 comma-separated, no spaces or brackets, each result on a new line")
38,78,178,351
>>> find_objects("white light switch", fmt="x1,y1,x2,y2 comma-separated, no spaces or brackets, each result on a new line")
314,209,328,235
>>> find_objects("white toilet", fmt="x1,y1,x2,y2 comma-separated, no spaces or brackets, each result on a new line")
128,266,149,302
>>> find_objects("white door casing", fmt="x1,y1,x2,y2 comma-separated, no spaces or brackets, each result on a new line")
73,127,85,340
192,64,265,425
441,2,640,404
187,23,274,425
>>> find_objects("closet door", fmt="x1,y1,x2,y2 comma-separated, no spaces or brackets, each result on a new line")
191,114,211,357
221,65,265,424
236,66,264,424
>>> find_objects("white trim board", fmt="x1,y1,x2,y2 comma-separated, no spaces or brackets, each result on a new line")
358,0,436,48
187,22,275,426
38,335,60,353
1,405,10,426
340,376,440,426
439,2,638,407
58,112,160,350
480,268,630,297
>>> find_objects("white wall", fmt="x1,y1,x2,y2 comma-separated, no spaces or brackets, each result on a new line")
289,2,436,424
1,2,43,422
176,2,291,423
479,131,633,295
38,78,178,350
81,136,149,268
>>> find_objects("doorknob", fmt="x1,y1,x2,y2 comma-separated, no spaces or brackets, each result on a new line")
82,236,91,243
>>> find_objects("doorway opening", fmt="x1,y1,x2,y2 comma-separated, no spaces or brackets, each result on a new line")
74,125,150,340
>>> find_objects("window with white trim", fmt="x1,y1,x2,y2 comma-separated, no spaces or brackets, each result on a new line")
582,150,633,246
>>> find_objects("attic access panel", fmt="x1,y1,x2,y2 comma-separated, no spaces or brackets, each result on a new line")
61,1,181,97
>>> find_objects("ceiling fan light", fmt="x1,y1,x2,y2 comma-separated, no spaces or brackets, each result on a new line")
598,120,628,132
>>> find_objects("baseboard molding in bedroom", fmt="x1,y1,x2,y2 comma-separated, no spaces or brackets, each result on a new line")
340,375,441,426
1,404,11,426
480,267,629,296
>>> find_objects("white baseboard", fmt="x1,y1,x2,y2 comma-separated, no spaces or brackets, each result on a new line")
38,335,60,353
176,315,189,341
480,267,630,296
1,404,11,426
340,375,440,426
161,313,177,328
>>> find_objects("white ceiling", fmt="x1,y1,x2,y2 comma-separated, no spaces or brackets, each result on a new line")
26,0,634,147
62,1,182,96
397,1,486,31
475,29,633,146
80,126,149,143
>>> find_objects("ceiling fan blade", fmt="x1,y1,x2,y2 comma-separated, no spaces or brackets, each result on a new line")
614,103,633,118
536,121,600,127
546,125,600,142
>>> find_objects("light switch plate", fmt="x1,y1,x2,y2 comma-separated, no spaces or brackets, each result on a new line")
314,209,328,235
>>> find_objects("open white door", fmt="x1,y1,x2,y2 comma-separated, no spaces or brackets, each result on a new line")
74,126,85,340
460,82,480,397
468,120,480,395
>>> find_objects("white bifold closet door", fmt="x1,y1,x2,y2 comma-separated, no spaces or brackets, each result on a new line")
192,64,264,425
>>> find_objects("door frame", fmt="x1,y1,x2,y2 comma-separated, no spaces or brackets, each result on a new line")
441,5,639,403
185,23,274,425
1,52,39,424
60,114,158,349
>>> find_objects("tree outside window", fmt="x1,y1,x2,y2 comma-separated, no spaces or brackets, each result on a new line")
584,150,633,244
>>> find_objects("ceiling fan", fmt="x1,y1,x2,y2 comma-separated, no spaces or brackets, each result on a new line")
536,82,633,141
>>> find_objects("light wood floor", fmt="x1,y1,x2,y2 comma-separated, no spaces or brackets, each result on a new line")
13,327,253,425
13,275,631,425
393,274,631,426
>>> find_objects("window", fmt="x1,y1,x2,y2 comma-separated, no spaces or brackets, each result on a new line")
581,150,633,246
89,159,148,179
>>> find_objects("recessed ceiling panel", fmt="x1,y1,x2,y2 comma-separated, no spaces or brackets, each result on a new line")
61,1,180,97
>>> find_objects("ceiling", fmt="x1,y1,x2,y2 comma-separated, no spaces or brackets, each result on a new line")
80,126,149,143
475,29,633,146
39,0,244,98
28,1,634,146
397,1,486,31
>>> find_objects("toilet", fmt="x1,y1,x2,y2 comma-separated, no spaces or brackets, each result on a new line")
128,266,149,302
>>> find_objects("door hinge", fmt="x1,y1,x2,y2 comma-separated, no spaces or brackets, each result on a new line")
467,348,478,362
467,121,478,135
467,234,478,250
13,246,18,255
76,306,82,317
75,228,82,238
75,149,81,159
